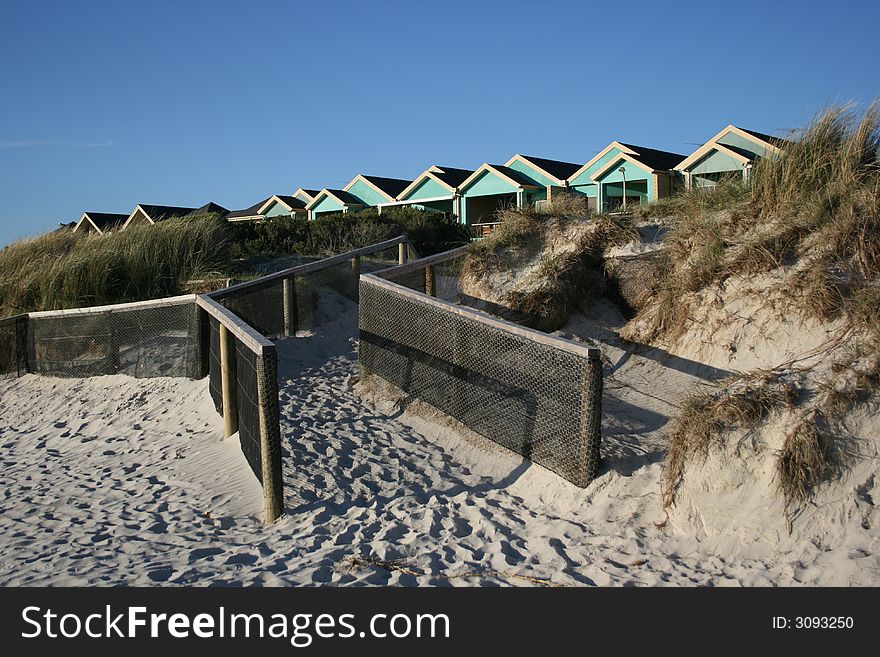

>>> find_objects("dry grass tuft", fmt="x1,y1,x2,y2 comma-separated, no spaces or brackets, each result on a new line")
0,213,230,314
462,196,636,331
663,371,797,509
776,411,840,511
631,103,880,343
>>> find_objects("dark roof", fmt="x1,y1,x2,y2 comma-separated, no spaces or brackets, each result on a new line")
737,126,790,148
138,202,229,222
360,175,411,199
57,221,77,231
488,164,542,187
195,202,230,217
321,189,365,205
298,189,321,198
272,195,306,210
83,212,128,230
517,155,582,181
618,143,686,171
137,204,200,222
432,166,474,189
226,198,270,219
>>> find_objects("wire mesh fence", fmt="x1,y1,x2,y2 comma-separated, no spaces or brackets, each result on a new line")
0,314,28,378
207,237,408,338
373,245,470,303
0,235,420,523
25,296,203,379
197,295,283,522
359,256,603,488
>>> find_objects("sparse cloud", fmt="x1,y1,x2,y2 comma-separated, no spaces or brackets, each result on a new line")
0,139,113,149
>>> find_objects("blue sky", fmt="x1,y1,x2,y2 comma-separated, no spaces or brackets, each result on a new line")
1,0,878,246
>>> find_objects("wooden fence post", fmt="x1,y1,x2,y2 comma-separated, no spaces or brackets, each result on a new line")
257,348,284,524
351,256,361,301
219,323,238,438
425,265,436,297
578,354,603,486
398,242,406,265
283,276,296,337
407,242,418,262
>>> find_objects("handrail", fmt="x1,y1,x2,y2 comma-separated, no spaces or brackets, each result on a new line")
361,273,601,359
208,235,410,300
195,295,274,354
27,294,198,318
371,244,470,278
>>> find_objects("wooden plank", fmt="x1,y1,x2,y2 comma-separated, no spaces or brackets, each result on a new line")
361,274,601,359
195,295,274,354
207,235,408,299
371,244,470,278
28,294,197,318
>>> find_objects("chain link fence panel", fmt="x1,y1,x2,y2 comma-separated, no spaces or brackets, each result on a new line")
25,298,202,379
359,273,602,488
0,315,28,378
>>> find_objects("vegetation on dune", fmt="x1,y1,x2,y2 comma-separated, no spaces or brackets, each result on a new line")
462,195,636,331
631,103,880,343
0,213,231,315
229,207,470,260
653,104,880,518
0,207,470,315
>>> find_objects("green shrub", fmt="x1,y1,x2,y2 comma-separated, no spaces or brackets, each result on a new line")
229,207,470,259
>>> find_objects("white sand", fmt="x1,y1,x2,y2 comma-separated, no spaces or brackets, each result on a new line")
1,291,877,586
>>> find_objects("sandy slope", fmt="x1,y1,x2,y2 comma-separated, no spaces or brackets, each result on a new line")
1,291,877,586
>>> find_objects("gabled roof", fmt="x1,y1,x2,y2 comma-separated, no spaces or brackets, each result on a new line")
293,188,321,202
396,165,475,200
344,174,412,202
195,202,230,217
505,154,582,185
459,163,542,194
432,166,474,189
257,194,306,214
567,142,639,182
121,202,228,230
226,198,270,220
739,126,790,148
616,143,686,171
137,204,199,222
74,211,128,234
675,124,787,172
306,188,367,211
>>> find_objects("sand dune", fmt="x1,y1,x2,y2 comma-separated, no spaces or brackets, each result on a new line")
0,292,876,586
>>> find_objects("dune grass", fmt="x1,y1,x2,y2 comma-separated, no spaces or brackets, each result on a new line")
0,213,231,315
655,104,880,515
461,195,636,331
632,103,880,343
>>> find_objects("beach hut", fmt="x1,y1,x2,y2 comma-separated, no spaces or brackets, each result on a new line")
292,188,321,205
306,189,367,220
344,175,411,207
258,195,308,218
121,202,229,230
567,142,684,211
306,175,412,220
458,164,542,234
378,165,474,218
675,125,786,189
504,154,582,203
226,198,270,223
72,212,129,235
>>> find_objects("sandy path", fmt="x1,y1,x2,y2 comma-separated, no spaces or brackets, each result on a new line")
1,293,875,585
